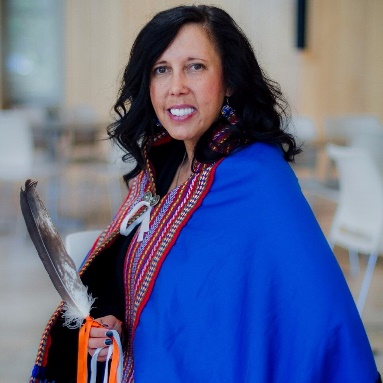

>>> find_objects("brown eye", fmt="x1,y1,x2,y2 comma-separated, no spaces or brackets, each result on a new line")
190,63,204,71
153,66,168,75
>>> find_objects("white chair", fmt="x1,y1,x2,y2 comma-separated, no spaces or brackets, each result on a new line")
286,116,319,147
0,109,62,178
0,110,35,181
103,142,134,212
59,104,102,162
287,116,339,206
65,229,102,269
348,129,383,179
323,115,383,145
288,116,319,171
0,110,60,234
15,104,49,155
326,144,383,314
285,116,320,175
70,140,132,220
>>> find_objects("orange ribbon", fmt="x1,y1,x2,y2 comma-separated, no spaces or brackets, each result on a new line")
77,316,122,383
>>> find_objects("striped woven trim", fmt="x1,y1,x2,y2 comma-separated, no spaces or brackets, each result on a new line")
29,175,146,379
122,160,221,381
30,126,228,379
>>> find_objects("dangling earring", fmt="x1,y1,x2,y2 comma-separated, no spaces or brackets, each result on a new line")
221,97,238,125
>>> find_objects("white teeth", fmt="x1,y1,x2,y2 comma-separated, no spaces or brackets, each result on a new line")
170,108,194,117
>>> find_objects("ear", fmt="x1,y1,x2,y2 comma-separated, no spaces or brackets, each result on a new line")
225,88,233,97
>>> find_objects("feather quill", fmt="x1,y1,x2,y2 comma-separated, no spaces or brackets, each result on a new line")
20,179,94,328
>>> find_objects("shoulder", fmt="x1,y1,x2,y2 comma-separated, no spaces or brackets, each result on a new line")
218,142,294,179
224,141,286,165
213,142,300,201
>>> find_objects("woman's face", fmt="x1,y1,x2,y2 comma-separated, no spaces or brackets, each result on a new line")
150,23,228,153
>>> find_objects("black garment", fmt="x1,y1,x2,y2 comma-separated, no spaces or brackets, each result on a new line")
87,138,184,322
45,140,184,383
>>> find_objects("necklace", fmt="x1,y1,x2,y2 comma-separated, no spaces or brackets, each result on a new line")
175,152,188,187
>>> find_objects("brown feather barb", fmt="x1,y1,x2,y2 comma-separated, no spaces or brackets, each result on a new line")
20,179,94,328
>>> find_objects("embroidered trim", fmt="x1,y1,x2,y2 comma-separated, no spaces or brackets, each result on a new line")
28,186,139,379
30,122,238,381
121,160,221,382
29,165,161,377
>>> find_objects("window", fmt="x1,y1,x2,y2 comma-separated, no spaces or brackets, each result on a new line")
2,0,64,107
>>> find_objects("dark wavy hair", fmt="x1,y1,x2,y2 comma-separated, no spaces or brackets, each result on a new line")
107,5,300,183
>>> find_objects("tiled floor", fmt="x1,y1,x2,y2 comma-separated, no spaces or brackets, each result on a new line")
1,171,383,382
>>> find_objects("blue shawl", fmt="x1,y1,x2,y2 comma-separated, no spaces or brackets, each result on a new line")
131,143,378,382
30,142,379,383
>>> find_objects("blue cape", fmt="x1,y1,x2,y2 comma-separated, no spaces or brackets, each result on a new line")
133,143,378,382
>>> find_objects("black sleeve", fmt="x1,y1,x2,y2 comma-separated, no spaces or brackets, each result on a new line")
46,138,182,382
84,138,182,322
82,233,136,322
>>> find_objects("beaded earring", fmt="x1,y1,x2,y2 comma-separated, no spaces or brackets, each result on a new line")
221,98,238,125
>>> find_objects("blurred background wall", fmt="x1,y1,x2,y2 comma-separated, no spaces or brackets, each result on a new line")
301,0,383,130
1,3,383,381
1,0,382,129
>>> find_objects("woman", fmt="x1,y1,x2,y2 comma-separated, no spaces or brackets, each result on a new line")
30,5,380,383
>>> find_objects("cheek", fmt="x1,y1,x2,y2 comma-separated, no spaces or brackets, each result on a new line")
204,75,226,102
149,85,160,112
149,84,155,103
202,86,225,114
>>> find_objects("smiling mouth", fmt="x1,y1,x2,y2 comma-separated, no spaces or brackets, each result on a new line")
169,107,196,117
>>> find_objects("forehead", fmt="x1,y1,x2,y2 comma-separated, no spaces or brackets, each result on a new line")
156,23,221,62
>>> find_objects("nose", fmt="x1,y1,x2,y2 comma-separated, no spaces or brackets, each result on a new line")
169,71,189,96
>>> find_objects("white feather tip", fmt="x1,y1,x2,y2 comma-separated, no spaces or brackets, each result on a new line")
61,293,96,329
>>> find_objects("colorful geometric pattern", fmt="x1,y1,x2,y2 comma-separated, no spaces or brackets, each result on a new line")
121,160,220,382
29,124,234,382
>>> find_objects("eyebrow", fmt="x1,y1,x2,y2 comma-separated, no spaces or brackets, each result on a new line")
186,57,207,62
153,57,208,66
